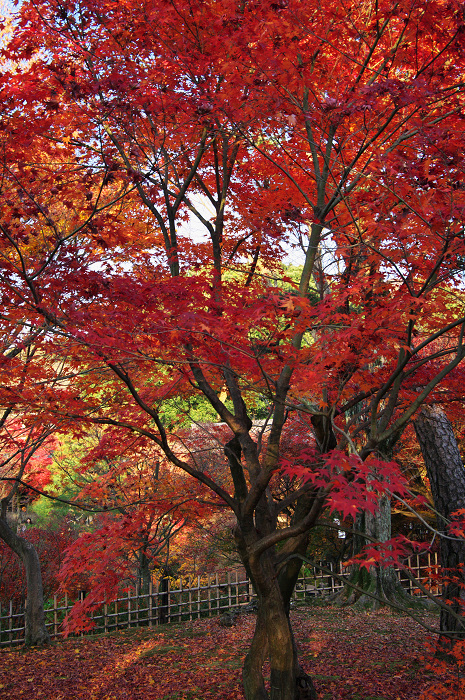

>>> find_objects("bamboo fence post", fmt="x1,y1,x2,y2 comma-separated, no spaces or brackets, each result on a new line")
134,586,138,625
149,581,153,628
53,594,58,637
156,579,160,625
8,600,12,644
136,584,140,627
188,577,193,621
0,559,443,649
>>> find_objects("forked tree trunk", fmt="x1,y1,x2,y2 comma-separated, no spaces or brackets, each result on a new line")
243,585,299,700
243,551,294,700
414,405,465,645
0,517,50,646
278,541,318,698
242,547,317,700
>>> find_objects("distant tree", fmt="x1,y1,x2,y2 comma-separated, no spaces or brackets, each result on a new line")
0,411,55,645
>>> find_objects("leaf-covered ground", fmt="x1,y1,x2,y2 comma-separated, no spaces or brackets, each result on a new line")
0,606,444,699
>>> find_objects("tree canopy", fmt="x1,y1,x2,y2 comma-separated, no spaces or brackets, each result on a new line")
1,0,465,697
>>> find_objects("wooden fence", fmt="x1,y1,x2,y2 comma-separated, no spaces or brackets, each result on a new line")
0,553,440,647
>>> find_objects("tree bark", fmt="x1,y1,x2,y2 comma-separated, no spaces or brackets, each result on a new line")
414,405,465,644
138,546,151,596
239,527,317,700
0,516,50,645
241,543,295,700
242,610,269,700
243,601,316,700
158,568,170,624
334,494,419,609
243,564,305,700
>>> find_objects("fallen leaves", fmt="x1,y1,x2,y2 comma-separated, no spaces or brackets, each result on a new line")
0,607,439,699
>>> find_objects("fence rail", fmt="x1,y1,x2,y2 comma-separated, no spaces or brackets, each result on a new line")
0,553,440,647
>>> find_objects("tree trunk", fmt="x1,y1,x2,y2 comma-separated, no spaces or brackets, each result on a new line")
227,424,321,699
242,610,269,700
242,549,295,700
242,545,317,700
334,497,419,609
0,516,50,645
138,547,151,596
158,568,170,624
414,405,465,644
277,536,318,698
242,583,298,700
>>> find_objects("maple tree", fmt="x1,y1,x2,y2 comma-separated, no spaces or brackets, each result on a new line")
53,428,218,630
1,0,465,697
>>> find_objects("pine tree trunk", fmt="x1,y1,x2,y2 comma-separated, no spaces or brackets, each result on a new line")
414,405,465,644
0,517,50,646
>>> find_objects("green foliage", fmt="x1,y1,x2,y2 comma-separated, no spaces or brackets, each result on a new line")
159,394,223,429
